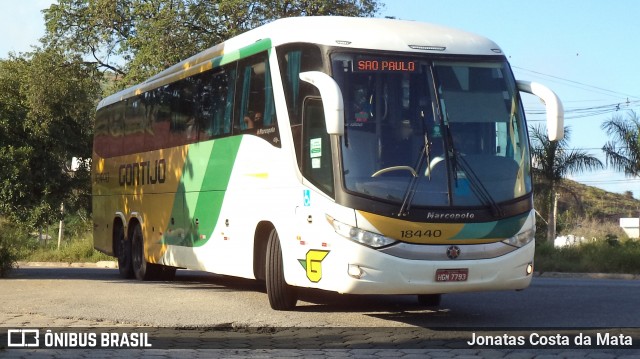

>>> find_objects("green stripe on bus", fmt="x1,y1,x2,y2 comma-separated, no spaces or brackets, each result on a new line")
162,136,242,247
212,38,272,68
451,212,529,240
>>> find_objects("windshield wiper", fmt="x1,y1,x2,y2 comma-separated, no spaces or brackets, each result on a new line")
398,132,430,217
444,124,503,217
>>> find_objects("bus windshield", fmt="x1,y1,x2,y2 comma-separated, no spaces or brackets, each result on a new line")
331,53,532,210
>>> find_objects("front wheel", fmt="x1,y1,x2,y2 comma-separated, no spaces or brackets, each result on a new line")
265,229,297,310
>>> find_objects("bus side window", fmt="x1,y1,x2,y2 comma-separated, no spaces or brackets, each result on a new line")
276,44,322,167
166,78,197,147
236,53,275,131
124,96,146,154
234,52,280,146
109,101,125,157
278,45,323,125
197,65,235,140
302,97,334,195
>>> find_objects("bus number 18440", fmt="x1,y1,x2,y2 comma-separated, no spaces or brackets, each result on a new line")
400,229,442,239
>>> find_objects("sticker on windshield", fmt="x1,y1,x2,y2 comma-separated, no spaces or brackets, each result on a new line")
310,138,322,158
310,138,322,168
433,124,442,138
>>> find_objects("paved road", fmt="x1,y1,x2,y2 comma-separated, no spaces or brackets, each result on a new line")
1,265,639,358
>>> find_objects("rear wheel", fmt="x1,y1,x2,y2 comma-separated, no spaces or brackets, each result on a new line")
115,224,133,279
265,229,297,310
131,223,153,281
131,223,176,281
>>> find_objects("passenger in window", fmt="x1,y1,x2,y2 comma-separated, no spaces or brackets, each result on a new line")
253,112,263,128
243,111,264,130
244,111,256,129
186,116,197,141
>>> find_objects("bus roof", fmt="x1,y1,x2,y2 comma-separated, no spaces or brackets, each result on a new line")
98,16,503,109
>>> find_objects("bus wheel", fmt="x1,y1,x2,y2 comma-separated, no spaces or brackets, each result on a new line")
417,294,442,307
131,223,153,281
116,224,133,279
265,229,297,310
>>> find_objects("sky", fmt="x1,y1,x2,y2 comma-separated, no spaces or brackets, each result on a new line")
1,1,639,199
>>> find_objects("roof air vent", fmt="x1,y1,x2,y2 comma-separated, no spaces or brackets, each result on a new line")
409,45,446,51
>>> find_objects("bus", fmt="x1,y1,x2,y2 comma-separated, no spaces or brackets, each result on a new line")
92,16,563,310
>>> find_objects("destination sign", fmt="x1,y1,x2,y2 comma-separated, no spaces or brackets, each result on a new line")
354,58,417,73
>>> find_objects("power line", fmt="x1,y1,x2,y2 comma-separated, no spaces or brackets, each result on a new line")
525,99,640,121
513,66,640,100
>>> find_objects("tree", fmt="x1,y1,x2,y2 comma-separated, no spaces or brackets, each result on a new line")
530,125,603,241
602,110,640,177
43,0,382,87
0,48,101,229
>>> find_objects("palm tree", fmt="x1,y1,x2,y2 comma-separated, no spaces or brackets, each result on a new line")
530,125,603,241
601,110,640,177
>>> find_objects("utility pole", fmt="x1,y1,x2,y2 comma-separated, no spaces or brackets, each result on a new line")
57,202,64,250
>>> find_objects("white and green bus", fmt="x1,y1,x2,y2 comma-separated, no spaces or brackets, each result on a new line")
92,16,563,310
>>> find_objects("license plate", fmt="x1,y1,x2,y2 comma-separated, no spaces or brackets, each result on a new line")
435,268,468,282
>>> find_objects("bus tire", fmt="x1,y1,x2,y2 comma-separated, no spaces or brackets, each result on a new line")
265,229,297,310
417,294,442,307
115,224,133,279
131,223,153,281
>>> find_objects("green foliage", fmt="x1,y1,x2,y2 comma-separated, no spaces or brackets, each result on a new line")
43,0,383,87
602,110,640,177
534,207,640,275
535,238,640,274
0,49,101,230
530,126,604,182
542,179,640,221
24,235,112,263
530,125,604,241
0,215,110,265
0,221,29,277
0,233,18,277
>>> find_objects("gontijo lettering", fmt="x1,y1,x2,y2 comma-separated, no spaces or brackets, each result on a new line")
119,159,166,186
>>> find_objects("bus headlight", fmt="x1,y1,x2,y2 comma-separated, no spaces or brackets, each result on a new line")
327,216,397,248
502,226,535,248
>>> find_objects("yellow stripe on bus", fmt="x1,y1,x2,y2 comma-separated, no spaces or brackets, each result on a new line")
358,211,501,245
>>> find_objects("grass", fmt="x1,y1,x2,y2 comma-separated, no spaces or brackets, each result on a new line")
23,235,112,263
0,217,112,277
535,239,640,274
534,213,640,274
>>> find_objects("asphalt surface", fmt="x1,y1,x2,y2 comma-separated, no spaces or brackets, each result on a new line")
1,262,639,358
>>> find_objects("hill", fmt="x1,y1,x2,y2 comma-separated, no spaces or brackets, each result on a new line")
537,178,640,241
555,179,640,221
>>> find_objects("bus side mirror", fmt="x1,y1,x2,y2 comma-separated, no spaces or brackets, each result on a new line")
299,71,345,136
517,80,564,141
